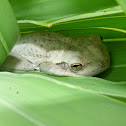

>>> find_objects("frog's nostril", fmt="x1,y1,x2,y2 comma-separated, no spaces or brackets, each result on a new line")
98,63,102,67
98,60,107,68
101,58,110,67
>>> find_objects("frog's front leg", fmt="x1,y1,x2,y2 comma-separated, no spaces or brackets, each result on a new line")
0,55,37,72
39,62,80,77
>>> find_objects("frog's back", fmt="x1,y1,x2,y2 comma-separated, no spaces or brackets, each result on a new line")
10,31,78,65
14,31,96,51
10,31,107,66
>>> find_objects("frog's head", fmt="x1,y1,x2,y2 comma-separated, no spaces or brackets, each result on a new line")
62,35,110,76
40,34,110,77
66,54,110,76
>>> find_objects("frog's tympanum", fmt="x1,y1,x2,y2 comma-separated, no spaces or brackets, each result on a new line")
1,32,110,77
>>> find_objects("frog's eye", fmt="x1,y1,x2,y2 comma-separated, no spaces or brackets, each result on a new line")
71,63,83,71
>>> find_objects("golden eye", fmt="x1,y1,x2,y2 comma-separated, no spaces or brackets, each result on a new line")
71,63,83,71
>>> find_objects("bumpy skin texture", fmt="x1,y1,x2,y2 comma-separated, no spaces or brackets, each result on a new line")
1,31,110,77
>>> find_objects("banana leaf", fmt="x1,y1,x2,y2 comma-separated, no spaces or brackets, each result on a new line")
0,0,126,126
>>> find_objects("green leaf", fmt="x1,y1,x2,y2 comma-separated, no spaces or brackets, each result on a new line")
9,0,119,22
0,0,126,125
116,0,126,13
98,40,126,81
0,0,20,65
9,0,126,40
0,72,126,126
8,0,123,32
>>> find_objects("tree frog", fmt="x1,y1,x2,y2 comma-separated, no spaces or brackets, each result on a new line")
0,31,110,77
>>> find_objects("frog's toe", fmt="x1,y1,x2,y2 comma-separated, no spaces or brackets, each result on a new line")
0,55,36,72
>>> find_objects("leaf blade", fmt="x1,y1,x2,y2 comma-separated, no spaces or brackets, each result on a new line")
0,0,20,65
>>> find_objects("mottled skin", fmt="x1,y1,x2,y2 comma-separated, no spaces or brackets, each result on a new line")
1,31,110,77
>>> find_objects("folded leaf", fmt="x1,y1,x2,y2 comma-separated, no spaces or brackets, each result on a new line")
0,72,126,126
0,0,20,65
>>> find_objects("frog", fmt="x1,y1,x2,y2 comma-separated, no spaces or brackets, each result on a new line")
0,31,110,77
